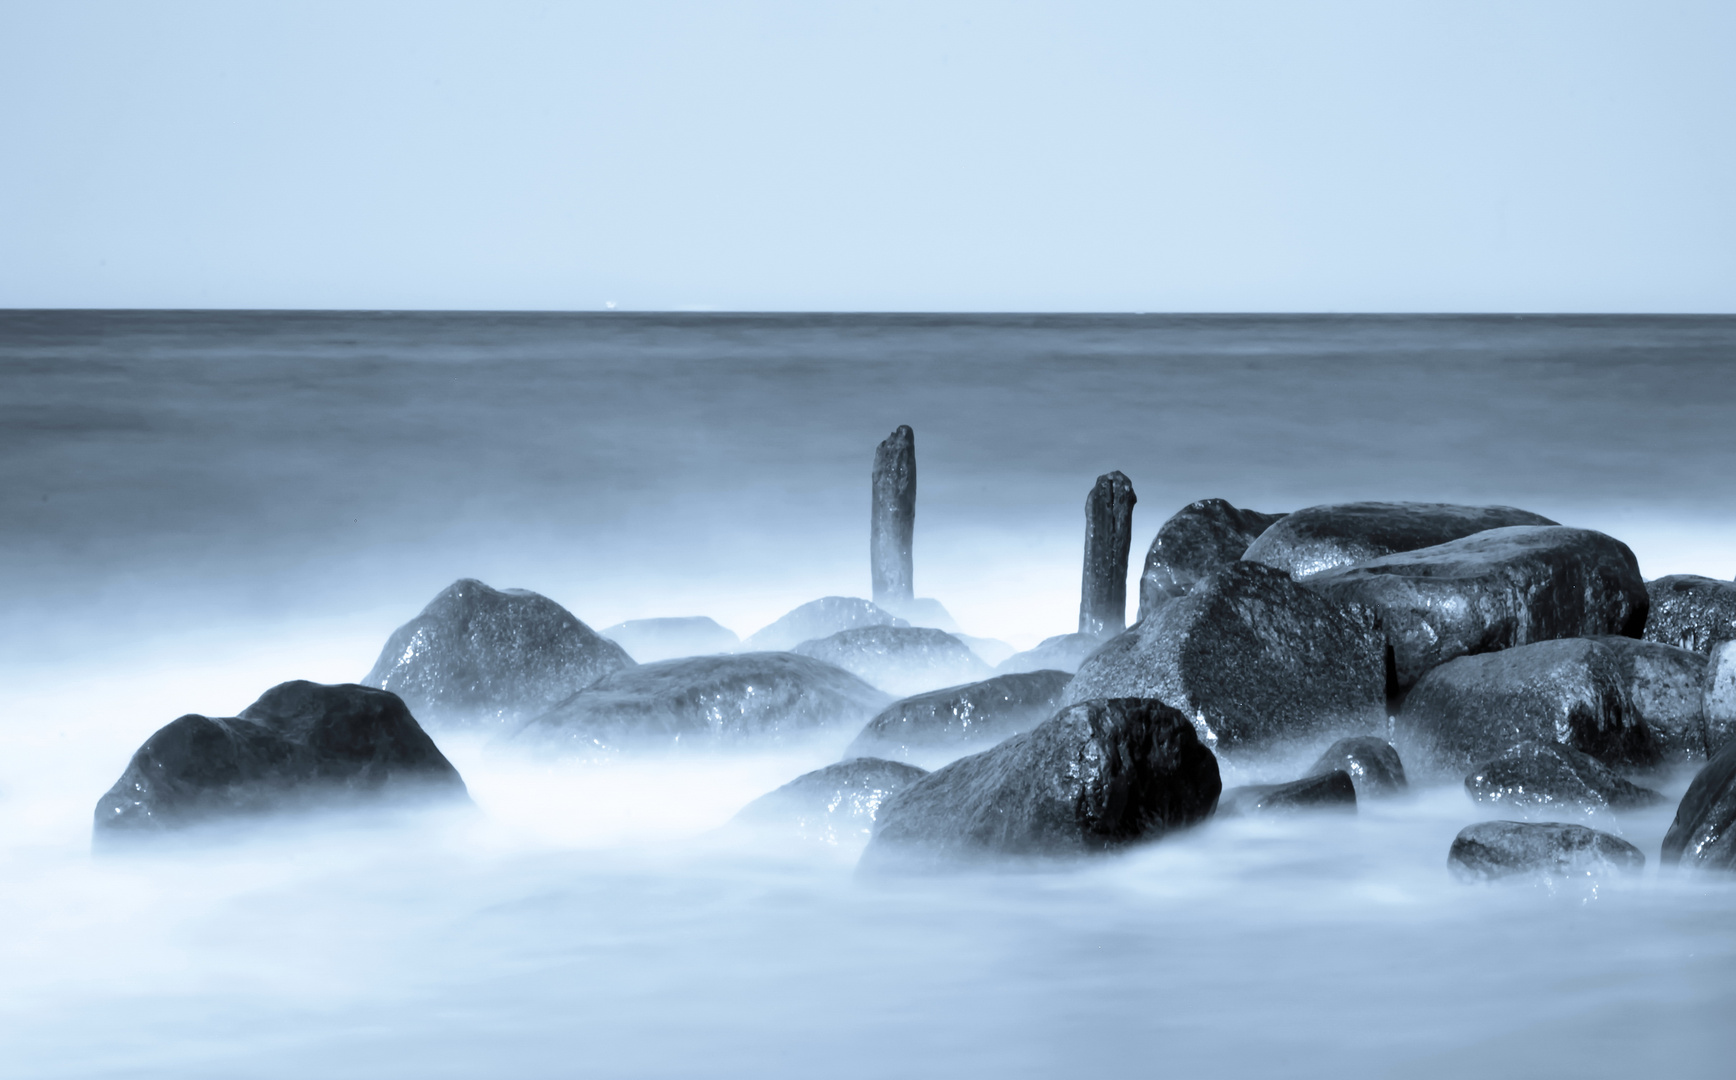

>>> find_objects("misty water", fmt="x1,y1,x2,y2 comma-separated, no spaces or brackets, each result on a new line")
3,312,1735,1077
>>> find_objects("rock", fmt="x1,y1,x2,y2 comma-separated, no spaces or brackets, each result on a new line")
508,652,890,751
1306,736,1408,798
871,425,916,607
1706,641,1736,755
1448,821,1645,882
362,579,634,727
792,626,993,698
1661,739,1736,871
600,616,739,663
730,758,929,846
1078,471,1137,637
1642,575,1736,654
1243,501,1557,580
1305,526,1647,691
94,681,467,842
1591,636,1708,762
1136,498,1285,623
1396,639,1655,777
1061,561,1385,756
954,634,1017,668
1464,740,1664,813
997,632,1115,675
1218,770,1356,816
880,596,958,632
859,697,1221,870
742,596,909,652
843,670,1075,766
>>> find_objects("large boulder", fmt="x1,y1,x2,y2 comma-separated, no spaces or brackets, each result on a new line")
1306,736,1408,798
997,632,1112,675
844,670,1074,767
1661,739,1736,871
1642,575,1736,654
1136,498,1285,621
600,617,738,663
791,626,992,698
94,681,467,842
1305,526,1647,691
362,579,634,727
1464,741,1663,813
1591,636,1707,762
859,697,1221,870
1242,501,1557,580
742,597,908,652
1396,639,1656,777
1706,641,1736,755
1448,821,1644,882
1061,562,1385,756
508,653,890,751
1218,771,1356,817
729,758,928,846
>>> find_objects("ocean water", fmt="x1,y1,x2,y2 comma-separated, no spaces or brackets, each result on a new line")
1,312,1734,1077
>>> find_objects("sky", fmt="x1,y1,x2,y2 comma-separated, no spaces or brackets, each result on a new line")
1,0,1732,312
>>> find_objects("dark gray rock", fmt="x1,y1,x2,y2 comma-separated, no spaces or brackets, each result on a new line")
844,670,1075,766
1707,641,1736,755
871,425,916,607
1079,470,1137,637
743,596,908,652
1062,561,1386,756
1306,526,1648,691
1464,740,1664,813
94,681,467,842
509,652,890,751
362,579,634,727
600,616,738,663
860,697,1221,870
730,758,928,846
1591,636,1708,762
1642,575,1736,655
1396,638,1656,777
1449,821,1644,881
1218,770,1356,816
1243,501,1557,580
997,632,1116,676
792,625,992,698
1136,498,1285,623
1661,738,1736,871
1306,736,1407,798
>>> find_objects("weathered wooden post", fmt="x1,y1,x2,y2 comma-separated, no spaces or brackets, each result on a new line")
871,425,916,608
1079,470,1137,636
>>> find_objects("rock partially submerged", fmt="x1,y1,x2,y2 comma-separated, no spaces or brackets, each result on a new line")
1218,771,1356,817
509,653,890,751
1642,575,1736,655
1242,501,1556,580
1306,526,1647,691
1661,739,1736,871
792,625,992,698
94,681,467,842
1062,561,1385,756
844,670,1074,766
997,632,1113,676
860,697,1221,870
1449,821,1644,882
363,579,634,727
1136,498,1284,622
600,617,738,663
743,597,908,652
730,758,928,846
1306,736,1408,798
1464,741,1664,813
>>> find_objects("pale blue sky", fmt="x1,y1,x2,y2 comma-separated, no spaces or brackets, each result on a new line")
2,0,1731,311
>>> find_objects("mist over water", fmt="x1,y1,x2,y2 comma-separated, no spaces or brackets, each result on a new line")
3,312,1736,1077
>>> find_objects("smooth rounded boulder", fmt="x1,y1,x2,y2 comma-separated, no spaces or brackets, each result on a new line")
1706,641,1736,755
997,632,1113,675
1136,498,1284,622
1449,821,1644,882
1464,741,1663,813
95,681,467,843
1062,561,1385,756
1305,526,1647,691
1660,739,1736,871
1218,770,1356,817
1242,501,1556,580
791,625,992,698
1591,636,1708,762
742,597,908,652
844,670,1074,767
363,579,634,727
730,758,928,846
1642,575,1736,655
600,616,738,663
1306,736,1408,798
859,697,1221,870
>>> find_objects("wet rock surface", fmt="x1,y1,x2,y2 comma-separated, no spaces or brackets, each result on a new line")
1397,638,1655,777
1661,738,1736,871
600,617,739,663
1306,526,1647,691
1591,636,1708,762
509,653,890,751
844,670,1074,766
1642,575,1736,655
1242,501,1556,580
1449,821,1645,881
730,758,929,846
1078,471,1137,637
1136,498,1284,623
1706,641,1736,755
997,632,1114,675
94,681,468,841
792,625,992,698
860,697,1221,869
742,597,909,652
363,579,634,727
1062,561,1385,756
1218,770,1356,816
870,425,916,607
1464,740,1664,813
1306,736,1407,798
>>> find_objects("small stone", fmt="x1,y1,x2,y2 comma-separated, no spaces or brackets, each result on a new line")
1306,736,1408,797
730,758,929,846
1464,741,1664,813
1218,770,1356,816
1449,821,1645,882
